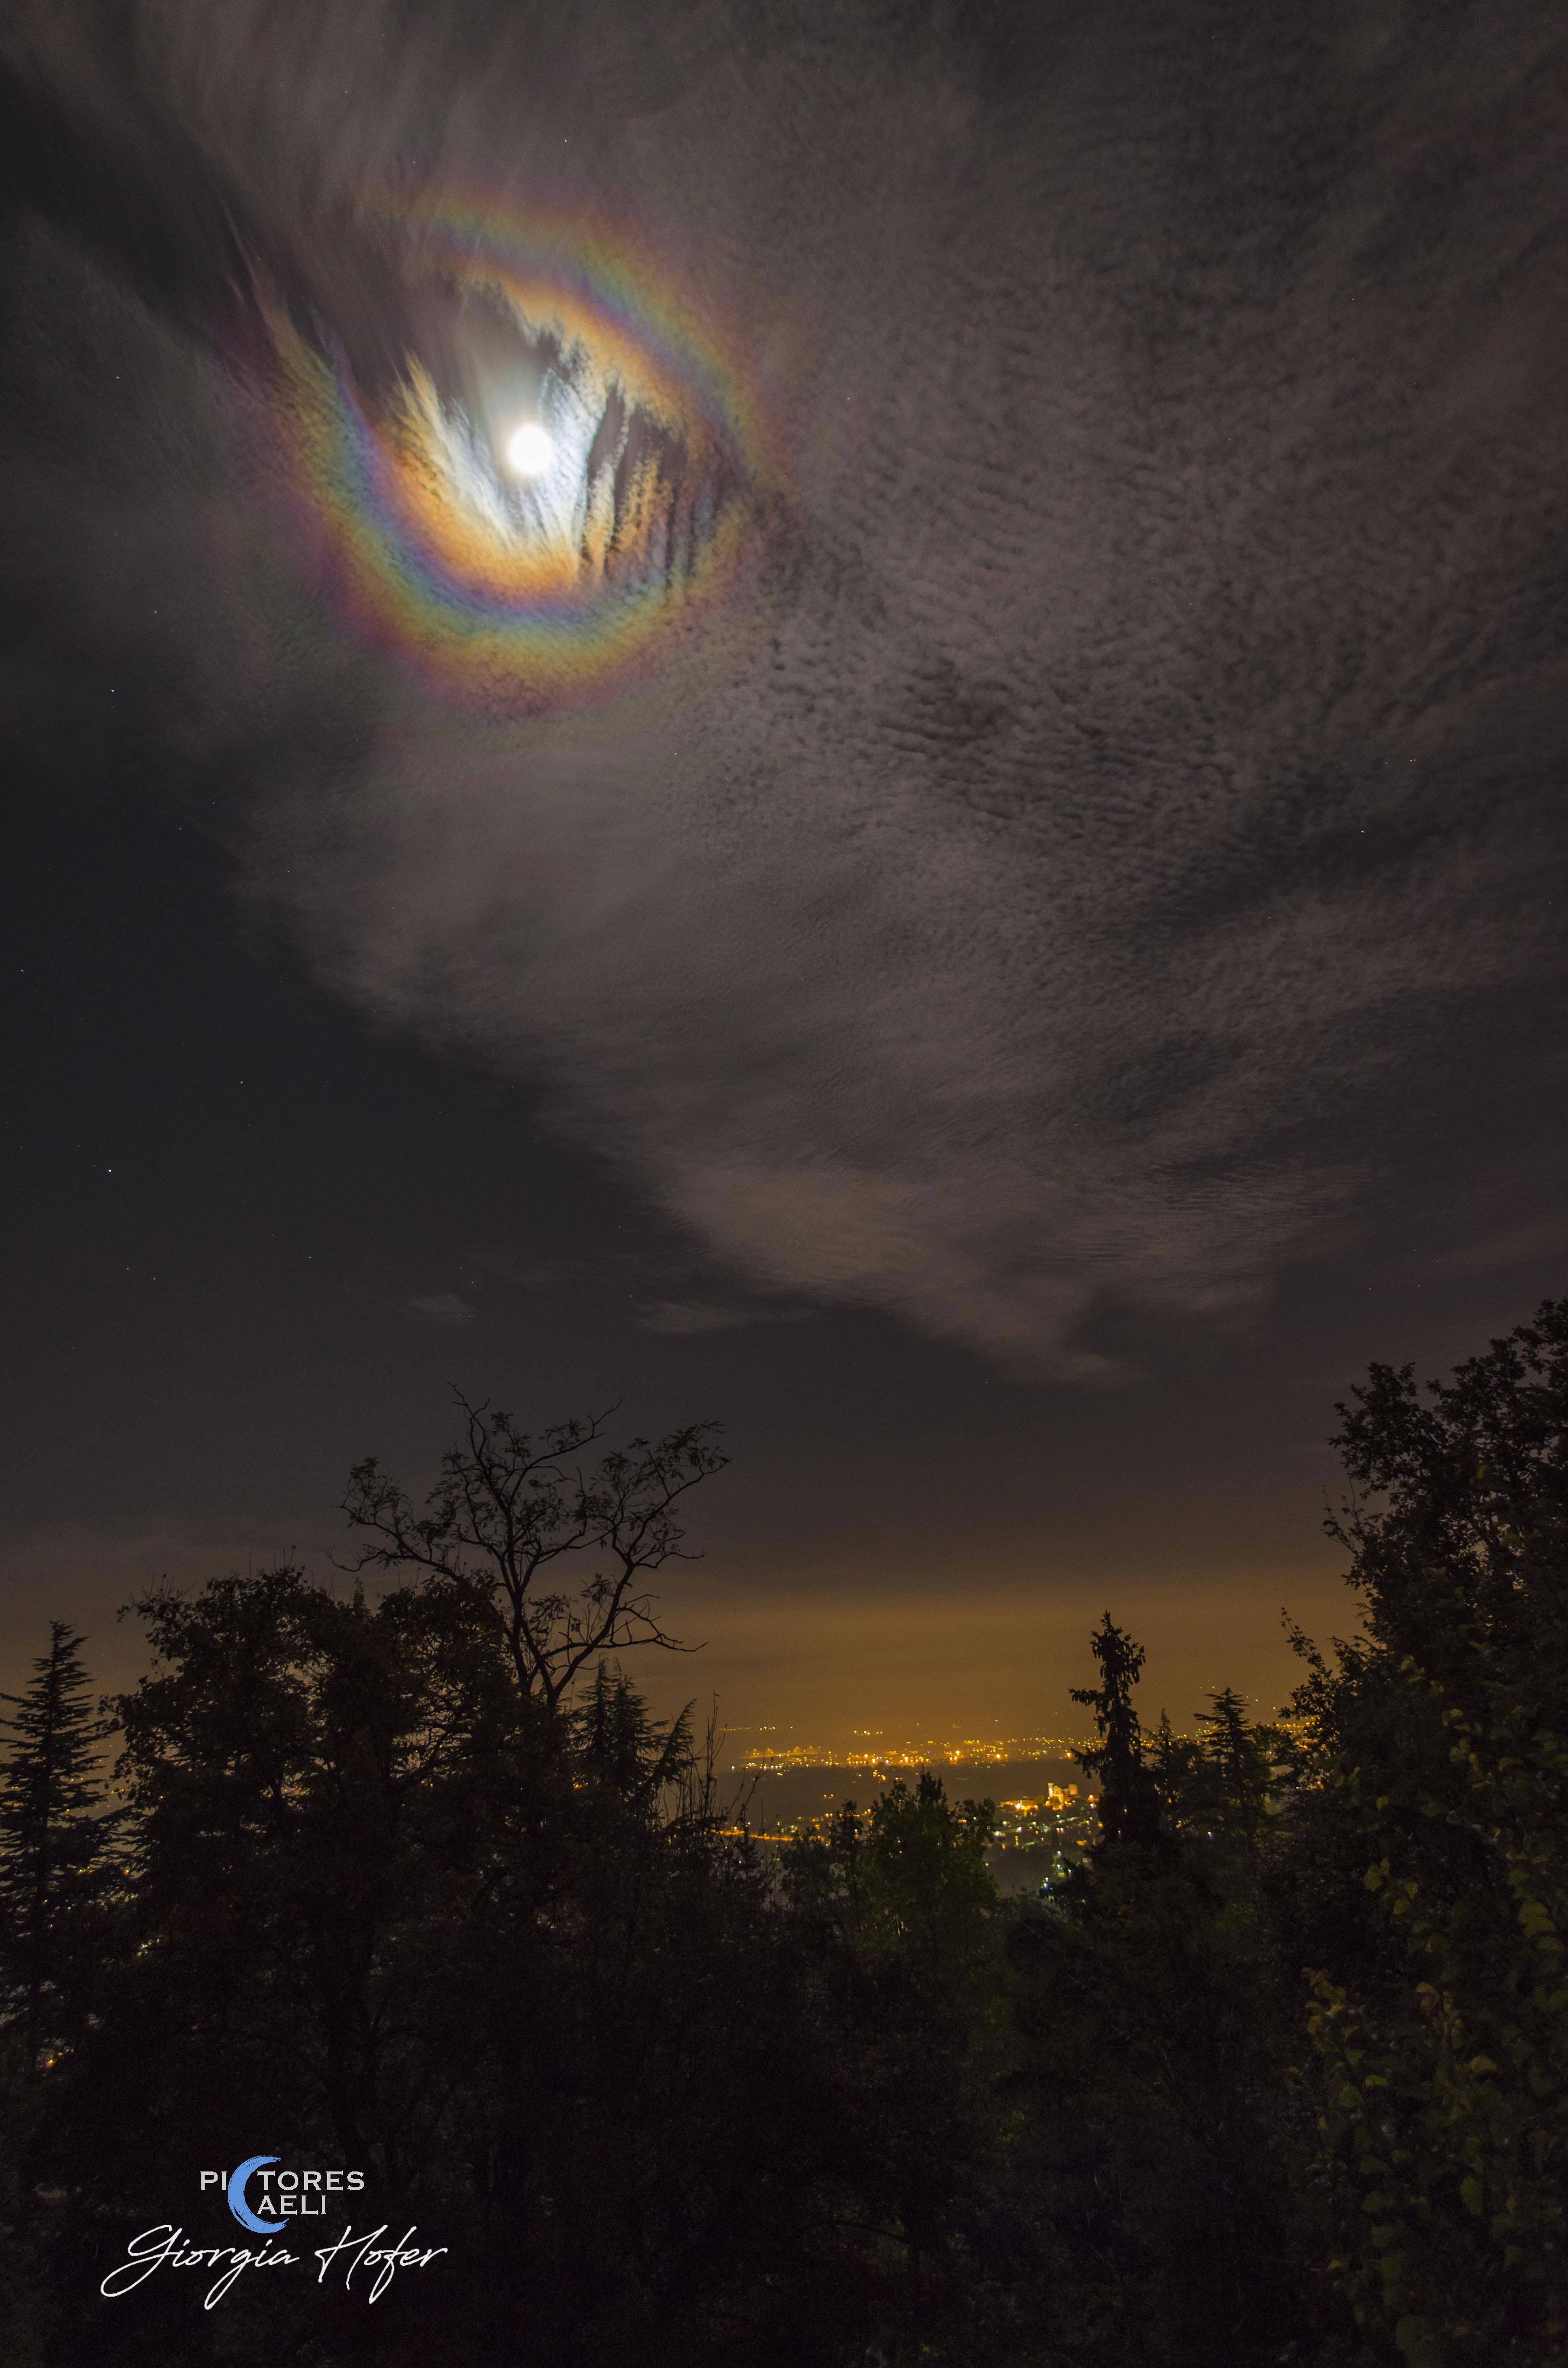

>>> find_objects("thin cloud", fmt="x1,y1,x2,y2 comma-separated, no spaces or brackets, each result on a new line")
1438,1219,1568,1280
404,1291,476,1326
636,1298,809,1336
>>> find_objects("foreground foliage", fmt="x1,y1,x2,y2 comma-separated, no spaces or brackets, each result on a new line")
1,1310,1566,2365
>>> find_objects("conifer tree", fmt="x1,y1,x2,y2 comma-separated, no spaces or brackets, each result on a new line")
1070,1611,1165,1852
1195,1684,1275,1849
0,1623,117,2053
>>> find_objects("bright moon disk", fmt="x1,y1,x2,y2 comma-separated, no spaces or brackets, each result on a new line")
505,420,554,477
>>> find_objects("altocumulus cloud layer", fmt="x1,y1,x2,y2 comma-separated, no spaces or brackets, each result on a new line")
3,0,1566,1372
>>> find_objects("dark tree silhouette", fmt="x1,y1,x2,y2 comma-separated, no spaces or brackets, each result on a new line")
1070,1611,1165,1853
0,1623,117,2056
1278,1295,1568,2364
339,1395,728,1710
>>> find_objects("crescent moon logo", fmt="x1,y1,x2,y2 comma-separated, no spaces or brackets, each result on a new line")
226,2154,280,2233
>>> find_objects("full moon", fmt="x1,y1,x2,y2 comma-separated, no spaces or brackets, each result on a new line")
505,420,554,477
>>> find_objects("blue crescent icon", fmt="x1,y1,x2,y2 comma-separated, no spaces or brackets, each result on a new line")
226,2154,280,2233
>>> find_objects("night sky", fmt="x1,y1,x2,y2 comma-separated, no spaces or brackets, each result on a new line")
2,0,1566,1744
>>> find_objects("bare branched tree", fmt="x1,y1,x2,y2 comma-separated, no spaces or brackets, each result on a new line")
339,1397,728,1712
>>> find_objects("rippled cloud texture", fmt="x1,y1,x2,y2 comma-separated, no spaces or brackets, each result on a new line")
3,0,1566,1371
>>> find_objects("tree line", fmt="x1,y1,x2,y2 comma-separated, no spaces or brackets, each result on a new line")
1,1307,1566,2366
